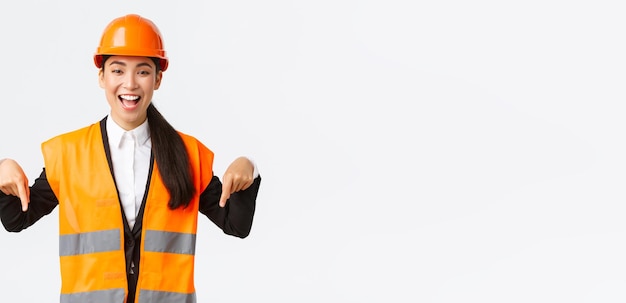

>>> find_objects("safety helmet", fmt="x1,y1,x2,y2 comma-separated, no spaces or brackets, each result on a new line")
94,14,169,71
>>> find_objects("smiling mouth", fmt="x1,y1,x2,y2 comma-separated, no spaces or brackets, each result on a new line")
119,94,140,109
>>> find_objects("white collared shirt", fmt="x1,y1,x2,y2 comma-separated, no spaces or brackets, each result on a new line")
106,117,152,230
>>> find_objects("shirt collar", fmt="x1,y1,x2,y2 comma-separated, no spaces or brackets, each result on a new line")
106,116,151,148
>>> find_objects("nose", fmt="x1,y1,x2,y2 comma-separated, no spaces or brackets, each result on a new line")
123,73,139,90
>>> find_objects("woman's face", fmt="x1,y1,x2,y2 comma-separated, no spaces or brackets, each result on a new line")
99,56,162,130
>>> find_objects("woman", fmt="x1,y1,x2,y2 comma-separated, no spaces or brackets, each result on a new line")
0,14,261,303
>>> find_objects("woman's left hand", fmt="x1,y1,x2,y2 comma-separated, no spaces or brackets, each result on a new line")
219,157,254,207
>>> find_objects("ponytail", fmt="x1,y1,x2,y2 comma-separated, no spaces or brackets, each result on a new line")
147,103,196,209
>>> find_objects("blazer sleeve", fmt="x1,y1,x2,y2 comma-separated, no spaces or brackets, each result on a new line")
0,169,59,232
198,175,261,238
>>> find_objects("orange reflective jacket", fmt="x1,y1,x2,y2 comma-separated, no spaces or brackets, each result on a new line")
42,120,213,303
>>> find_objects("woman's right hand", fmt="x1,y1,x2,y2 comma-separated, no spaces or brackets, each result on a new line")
0,159,30,211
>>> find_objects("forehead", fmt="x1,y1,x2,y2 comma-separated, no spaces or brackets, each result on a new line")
105,55,155,68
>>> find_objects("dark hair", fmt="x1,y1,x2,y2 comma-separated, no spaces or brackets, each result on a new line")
101,55,195,209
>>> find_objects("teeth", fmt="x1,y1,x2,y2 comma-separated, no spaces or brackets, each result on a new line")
120,95,139,101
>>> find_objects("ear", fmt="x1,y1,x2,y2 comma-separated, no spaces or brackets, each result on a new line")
154,71,163,90
98,69,105,89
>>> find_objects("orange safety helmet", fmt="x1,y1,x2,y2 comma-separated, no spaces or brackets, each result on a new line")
94,14,169,71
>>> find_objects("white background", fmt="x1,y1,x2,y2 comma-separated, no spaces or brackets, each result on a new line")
1,0,625,302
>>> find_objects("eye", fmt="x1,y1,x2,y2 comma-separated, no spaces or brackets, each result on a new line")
111,69,123,74
138,70,151,76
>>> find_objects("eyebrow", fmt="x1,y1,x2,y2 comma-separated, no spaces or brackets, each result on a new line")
108,61,154,69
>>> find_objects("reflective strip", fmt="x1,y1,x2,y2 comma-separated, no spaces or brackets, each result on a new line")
144,230,196,255
59,229,121,256
60,288,125,303
139,290,196,303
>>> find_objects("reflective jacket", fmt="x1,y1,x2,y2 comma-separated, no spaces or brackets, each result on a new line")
42,120,214,303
